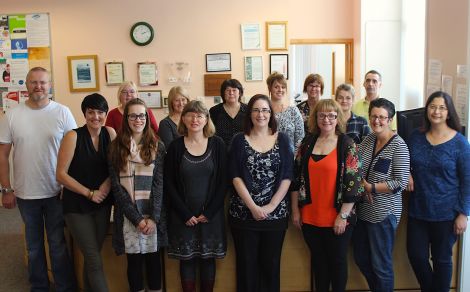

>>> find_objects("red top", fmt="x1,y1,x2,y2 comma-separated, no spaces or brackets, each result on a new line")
105,107,159,134
301,148,338,227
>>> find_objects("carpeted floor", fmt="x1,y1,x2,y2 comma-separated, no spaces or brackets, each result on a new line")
0,207,30,292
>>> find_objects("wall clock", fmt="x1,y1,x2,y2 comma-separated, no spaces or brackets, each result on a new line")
130,22,154,46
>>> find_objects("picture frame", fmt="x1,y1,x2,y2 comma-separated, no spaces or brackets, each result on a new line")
244,56,263,81
270,54,289,79
266,21,288,51
138,90,162,108
105,61,124,85
240,23,261,50
205,53,231,72
162,97,168,107
138,62,158,86
67,55,99,92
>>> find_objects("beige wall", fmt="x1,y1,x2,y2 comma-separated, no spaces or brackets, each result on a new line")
427,0,468,97
2,0,358,124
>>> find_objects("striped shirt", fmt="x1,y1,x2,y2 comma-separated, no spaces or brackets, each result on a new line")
357,133,410,223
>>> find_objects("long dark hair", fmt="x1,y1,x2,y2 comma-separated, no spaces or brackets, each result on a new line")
243,94,278,135
109,98,157,171
424,91,461,132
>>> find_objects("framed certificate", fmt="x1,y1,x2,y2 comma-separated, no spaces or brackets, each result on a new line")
105,62,124,85
270,54,289,79
241,23,261,50
138,90,162,108
67,55,99,92
244,56,263,81
138,62,158,86
266,21,288,51
205,53,231,72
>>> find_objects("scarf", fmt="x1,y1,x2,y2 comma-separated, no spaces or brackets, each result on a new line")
119,138,155,215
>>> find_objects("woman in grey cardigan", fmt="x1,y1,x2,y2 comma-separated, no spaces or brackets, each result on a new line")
109,98,166,292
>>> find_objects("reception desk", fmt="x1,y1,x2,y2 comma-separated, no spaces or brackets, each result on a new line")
72,194,458,291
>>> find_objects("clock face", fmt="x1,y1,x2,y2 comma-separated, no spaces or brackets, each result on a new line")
130,22,154,46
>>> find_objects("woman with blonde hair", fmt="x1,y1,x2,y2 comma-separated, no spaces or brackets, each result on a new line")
266,72,304,154
165,100,227,292
158,86,190,147
108,98,166,292
291,99,363,292
106,81,159,134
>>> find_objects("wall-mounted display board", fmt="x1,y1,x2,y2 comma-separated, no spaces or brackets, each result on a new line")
204,73,231,96
0,13,52,112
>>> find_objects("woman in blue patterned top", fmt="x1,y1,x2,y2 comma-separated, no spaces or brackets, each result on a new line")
406,91,470,292
353,98,410,292
228,94,294,292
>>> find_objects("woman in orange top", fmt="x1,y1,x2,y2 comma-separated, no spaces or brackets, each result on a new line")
291,99,363,292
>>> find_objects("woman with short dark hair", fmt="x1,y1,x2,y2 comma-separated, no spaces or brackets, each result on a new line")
407,91,470,292
297,73,324,129
353,98,410,292
57,93,116,292
210,79,248,149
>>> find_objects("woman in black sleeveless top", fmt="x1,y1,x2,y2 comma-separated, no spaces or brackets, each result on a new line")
57,93,116,292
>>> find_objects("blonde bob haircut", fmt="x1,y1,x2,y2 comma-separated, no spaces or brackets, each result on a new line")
117,81,138,104
177,100,216,138
168,86,190,115
308,99,346,135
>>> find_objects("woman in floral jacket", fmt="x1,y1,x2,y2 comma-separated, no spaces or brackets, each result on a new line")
291,99,363,292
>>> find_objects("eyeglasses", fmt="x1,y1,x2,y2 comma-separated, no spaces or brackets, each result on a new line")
370,115,389,122
428,105,448,112
336,96,353,101
317,113,338,120
127,113,147,121
185,113,206,120
308,84,321,89
251,108,271,114
121,90,136,95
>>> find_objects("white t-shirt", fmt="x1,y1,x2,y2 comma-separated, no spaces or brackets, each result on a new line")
0,101,77,199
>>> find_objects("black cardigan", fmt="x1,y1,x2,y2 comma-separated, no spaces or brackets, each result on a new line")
293,133,364,210
164,135,227,222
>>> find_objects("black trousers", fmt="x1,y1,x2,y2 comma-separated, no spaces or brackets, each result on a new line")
231,226,286,292
302,223,353,292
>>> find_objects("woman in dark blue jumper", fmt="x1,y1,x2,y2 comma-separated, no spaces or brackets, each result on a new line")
228,94,293,292
407,91,470,292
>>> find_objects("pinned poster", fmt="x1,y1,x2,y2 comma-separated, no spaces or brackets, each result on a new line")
2,90,19,112
441,75,453,95
428,59,442,86
457,64,468,79
455,83,468,125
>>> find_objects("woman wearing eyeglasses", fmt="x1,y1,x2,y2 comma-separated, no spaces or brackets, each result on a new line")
267,72,304,154
228,94,293,292
297,74,324,132
353,98,410,292
108,98,165,292
406,91,470,292
164,100,227,292
291,99,363,292
106,81,159,134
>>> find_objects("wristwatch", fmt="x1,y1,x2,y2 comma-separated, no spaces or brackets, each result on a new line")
340,212,349,220
1,187,14,193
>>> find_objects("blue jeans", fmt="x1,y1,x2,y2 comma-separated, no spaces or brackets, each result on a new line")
407,217,457,292
17,197,77,292
353,214,398,292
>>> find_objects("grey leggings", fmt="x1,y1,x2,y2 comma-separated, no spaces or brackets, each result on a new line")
65,206,111,292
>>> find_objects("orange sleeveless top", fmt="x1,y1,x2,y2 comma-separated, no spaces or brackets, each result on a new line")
301,148,338,227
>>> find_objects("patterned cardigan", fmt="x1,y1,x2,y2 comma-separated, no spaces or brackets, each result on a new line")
293,133,364,211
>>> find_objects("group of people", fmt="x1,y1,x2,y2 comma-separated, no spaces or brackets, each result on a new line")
0,67,468,292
